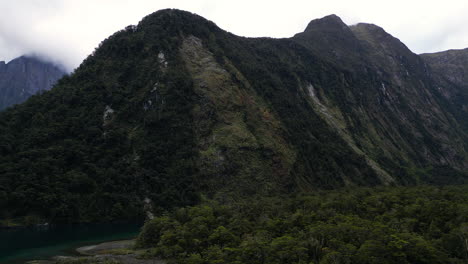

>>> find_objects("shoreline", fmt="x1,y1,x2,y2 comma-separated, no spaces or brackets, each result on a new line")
76,239,136,255
27,239,165,264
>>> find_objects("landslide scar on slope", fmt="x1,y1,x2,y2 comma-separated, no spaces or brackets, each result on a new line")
180,35,296,197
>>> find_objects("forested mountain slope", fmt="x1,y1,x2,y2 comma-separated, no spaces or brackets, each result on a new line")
0,9,466,224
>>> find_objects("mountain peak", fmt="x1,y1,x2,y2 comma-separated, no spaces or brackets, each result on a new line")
293,14,362,67
10,55,39,64
0,55,65,110
315,14,343,23
350,22,414,57
304,14,349,33
350,23,391,38
143,8,195,20
138,8,217,33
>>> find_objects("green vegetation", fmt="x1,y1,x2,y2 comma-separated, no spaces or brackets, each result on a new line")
0,11,200,224
0,10,466,264
136,185,468,264
0,9,466,225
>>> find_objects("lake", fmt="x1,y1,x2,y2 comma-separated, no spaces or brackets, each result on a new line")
0,222,142,263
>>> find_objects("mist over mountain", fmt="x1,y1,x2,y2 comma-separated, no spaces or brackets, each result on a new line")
0,9,466,226
0,56,65,110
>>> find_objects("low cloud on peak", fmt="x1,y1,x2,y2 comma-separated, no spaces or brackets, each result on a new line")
1,0,467,72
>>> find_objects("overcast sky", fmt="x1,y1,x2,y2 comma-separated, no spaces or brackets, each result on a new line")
1,0,468,72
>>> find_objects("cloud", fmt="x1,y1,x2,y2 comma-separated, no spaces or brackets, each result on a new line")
1,0,467,72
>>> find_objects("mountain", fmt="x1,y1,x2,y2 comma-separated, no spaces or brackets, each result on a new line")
293,20,468,184
0,56,65,110
421,49,468,129
0,9,466,224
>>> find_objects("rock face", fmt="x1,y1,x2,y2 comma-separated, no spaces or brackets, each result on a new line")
421,49,468,130
0,9,466,223
421,48,468,90
0,56,65,110
293,18,468,184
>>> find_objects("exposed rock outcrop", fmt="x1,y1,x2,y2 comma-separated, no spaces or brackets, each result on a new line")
0,56,65,110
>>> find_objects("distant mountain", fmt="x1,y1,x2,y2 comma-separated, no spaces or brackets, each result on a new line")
421,49,468,129
0,9,466,224
0,56,65,110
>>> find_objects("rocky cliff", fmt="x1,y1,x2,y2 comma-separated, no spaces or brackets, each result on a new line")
0,56,65,110
421,49,468,130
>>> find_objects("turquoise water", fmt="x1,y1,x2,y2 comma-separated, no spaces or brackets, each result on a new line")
0,222,142,264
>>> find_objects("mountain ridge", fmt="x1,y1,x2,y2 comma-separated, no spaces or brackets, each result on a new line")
0,9,466,224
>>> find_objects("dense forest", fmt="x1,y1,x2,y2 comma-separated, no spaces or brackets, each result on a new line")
0,9,467,228
135,185,468,264
0,8,466,264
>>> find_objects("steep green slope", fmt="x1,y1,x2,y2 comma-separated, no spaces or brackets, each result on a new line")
0,9,466,224
0,16,200,223
294,19,468,183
